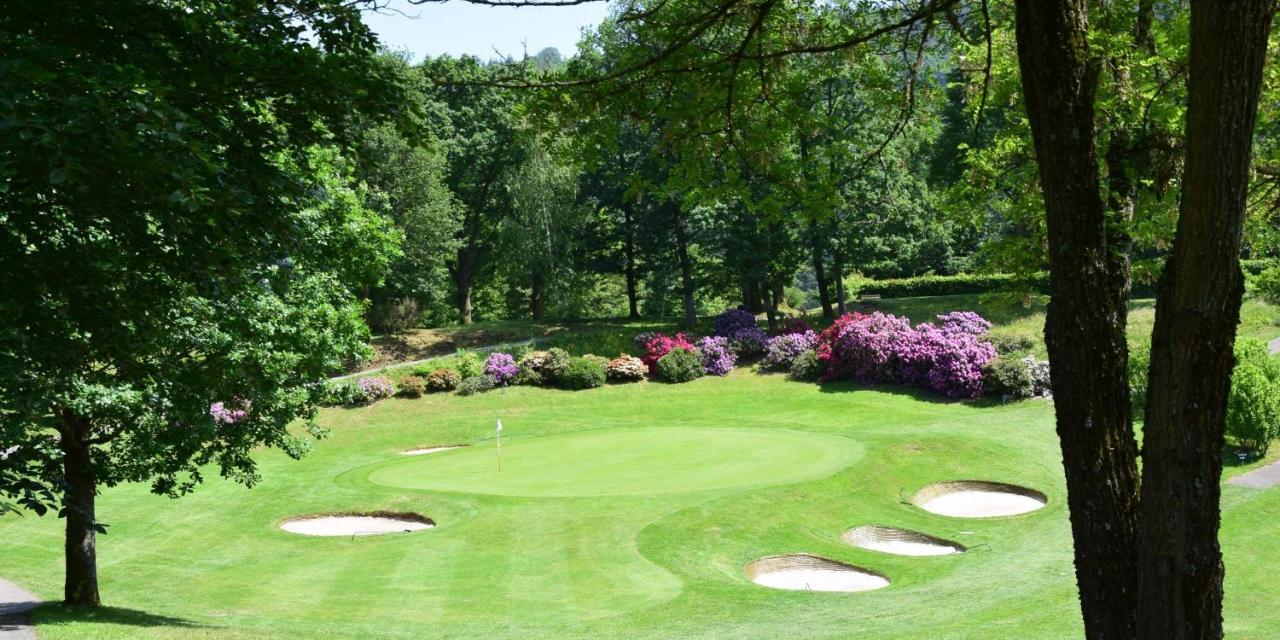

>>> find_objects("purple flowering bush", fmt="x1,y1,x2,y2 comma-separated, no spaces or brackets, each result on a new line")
760,331,818,371
484,352,519,386
815,311,996,398
697,336,737,376
712,309,768,357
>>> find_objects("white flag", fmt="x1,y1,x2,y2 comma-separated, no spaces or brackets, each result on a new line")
497,419,503,435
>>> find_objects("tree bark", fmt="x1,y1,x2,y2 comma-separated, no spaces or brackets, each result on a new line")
623,203,640,319
1139,3,1275,638
452,236,478,325
1014,3,1141,638
759,281,778,332
672,201,696,329
58,411,99,607
810,220,834,318
530,271,545,322
833,251,847,314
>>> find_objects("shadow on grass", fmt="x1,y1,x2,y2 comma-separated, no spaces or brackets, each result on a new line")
813,378,970,406
32,603,209,631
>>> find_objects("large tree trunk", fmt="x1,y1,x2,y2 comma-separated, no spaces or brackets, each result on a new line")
760,280,778,333
58,412,99,607
452,237,478,325
810,221,834,318
672,201,696,329
1014,3,1141,638
623,204,640,319
832,251,847,314
530,271,545,322
1139,3,1275,638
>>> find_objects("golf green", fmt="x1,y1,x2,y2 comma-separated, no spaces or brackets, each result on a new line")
366,427,862,496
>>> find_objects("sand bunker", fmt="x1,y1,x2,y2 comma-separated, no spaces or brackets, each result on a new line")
914,481,1046,518
842,525,965,556
279,512,434,537
746,554,889,593
401,445,465,456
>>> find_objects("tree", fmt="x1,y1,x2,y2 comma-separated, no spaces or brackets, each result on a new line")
0,1,400,606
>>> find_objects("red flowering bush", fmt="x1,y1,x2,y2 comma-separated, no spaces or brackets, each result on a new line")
642,332,697,374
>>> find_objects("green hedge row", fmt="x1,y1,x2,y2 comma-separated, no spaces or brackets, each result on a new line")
861,259,1271,299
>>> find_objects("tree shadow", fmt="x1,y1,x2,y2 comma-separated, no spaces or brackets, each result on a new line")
31,603,209,631
813,379,972,406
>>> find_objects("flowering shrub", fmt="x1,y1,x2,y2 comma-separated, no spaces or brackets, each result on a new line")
726,325,769,357
515,350,552,385
1025,356,1052,397
606,354,647,381
790,350,824,381
656,347,703,383
642,332,697,374
356,376,395,403
542,348,572,380
209,400,249,424
936,311,993,337
696,336,736,376
484,352,519,386
633,331,657,352
425,369,461,392
760,331,818,371
816,311,996,398
556,357,607,389
713,309,757,337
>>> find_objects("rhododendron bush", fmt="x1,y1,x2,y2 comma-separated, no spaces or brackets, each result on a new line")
641,332,697,373
815,311,996,398
712,309,768,357
760,331,818,371
696,336,736,376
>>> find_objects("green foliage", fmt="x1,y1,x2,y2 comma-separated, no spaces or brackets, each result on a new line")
555,357,607,390
1128,337,1152,417
1252,265,1280,306
982,357,1035,399
454,352,484,379
656,348,703,383
788,350,824,382
542,348,572,380
859,272,1051,298
369,297,421,335
1227,339,1280,455
986,333,1039,355
425,369,461,393
457,375,495,397
396,375,427,398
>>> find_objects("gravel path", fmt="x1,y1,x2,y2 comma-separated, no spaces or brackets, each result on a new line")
1269,335,1280,355
0,579,38,640
1228,460,1280,489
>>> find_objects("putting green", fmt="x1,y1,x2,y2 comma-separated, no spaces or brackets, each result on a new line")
366,427,862,497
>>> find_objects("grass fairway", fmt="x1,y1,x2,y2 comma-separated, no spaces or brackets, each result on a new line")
2,372,1279,639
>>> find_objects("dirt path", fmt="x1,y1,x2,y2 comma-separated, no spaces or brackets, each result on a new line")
0,579,38,640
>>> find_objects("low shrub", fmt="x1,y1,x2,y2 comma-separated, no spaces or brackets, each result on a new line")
986,332,1038,355
606,354,647,382
1227,338,1280,455
515,350,552,385
320,380,363,406
425,369,461,392
1025,356,1052,396
697,336,736,376
484,352,519,386
556,357,607,390
356,376,395,403
712,308,768,357
396,375,426,398
983,357,1034,399
713,309,757,337
642,333,697,374
1253,265,1280,306
1128,337,1151,416
656,347,703,383
760,331,818,371
789,349,824,381
454,351,484,379
632,331,657,352
543,348,572,380
457,375,495,396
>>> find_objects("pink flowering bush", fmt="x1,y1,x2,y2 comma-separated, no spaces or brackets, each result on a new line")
815,311,996,398
642,332,697,374
484,352,519,386
696,336,736,376
209,400,249,424
356,376,395,403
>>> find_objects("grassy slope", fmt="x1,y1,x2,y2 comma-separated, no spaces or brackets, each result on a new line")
2,372,1279,639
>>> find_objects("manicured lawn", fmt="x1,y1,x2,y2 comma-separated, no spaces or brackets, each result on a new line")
3,371,1280,639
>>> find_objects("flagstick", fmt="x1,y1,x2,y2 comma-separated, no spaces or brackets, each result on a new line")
496,418,502,472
